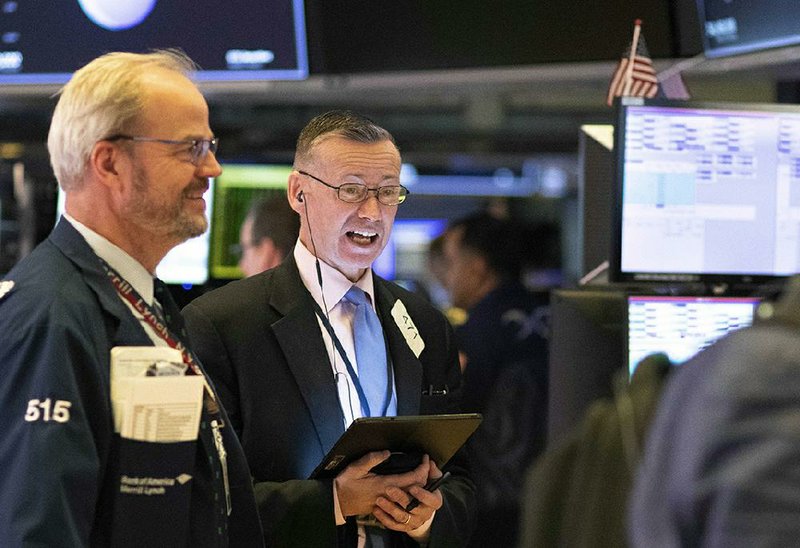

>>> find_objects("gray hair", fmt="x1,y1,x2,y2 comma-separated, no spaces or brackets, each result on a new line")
47,49,197,191
293,109,397,167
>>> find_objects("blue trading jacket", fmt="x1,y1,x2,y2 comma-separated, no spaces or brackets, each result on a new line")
0,219,263,547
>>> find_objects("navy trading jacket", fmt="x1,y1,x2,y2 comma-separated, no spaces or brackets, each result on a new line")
0,219,263,547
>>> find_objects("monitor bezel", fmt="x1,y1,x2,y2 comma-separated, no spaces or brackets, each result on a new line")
610,97,800,286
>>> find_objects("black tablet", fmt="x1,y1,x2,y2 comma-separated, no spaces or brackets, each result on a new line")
309,413,483,479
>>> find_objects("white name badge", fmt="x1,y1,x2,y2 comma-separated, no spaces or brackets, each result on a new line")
391,299,425,358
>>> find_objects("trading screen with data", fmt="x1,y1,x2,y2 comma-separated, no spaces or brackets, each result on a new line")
627,295,760,375
614,100,800,283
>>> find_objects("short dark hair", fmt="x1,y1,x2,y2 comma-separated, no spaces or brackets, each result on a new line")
245,196,300,258
293,110,397,166
447,213,532,279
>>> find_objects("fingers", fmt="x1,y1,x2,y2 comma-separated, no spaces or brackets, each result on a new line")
383,454,430,488
373,481,440,531
373,498,421,532
407,481,443,511
335,450,392,518
427,459,442,479
346,450,391,476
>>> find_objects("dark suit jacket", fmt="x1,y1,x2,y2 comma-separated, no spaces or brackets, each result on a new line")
0,219,263,547
183,256,476,547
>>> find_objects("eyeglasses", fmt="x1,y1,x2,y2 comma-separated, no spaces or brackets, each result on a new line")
106,134,219,166
297,170,409,206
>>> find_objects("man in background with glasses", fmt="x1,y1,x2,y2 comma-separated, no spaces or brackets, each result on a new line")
183,110,476,547
0,50,263,546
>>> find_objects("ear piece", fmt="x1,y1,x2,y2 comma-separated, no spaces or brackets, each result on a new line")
297,191,304,203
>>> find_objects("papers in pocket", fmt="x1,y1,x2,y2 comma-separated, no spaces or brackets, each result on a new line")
110,346,203,442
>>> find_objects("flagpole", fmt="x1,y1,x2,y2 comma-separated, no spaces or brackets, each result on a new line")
622,19,642,97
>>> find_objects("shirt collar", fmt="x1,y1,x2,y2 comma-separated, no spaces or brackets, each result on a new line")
64,213,155,305
293,239,376,313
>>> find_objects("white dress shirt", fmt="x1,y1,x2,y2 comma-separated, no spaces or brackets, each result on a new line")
65,214,165,347
293,240,432,544
293,240,396,428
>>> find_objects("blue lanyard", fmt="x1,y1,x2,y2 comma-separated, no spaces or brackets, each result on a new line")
311,299,393,417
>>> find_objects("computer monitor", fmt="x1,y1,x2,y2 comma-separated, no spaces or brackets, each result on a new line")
0,0,308,84
698,0,800,58
210,163,291,279
56,180,214,286
373,218,447,282
611,98,800,285
627,295,760,376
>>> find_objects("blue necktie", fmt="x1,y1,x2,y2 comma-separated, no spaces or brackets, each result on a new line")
345,286,389,417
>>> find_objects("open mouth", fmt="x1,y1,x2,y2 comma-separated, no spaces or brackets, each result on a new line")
184,189,207,201
347,230,378,245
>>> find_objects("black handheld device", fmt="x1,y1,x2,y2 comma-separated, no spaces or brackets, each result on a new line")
405,470,452,511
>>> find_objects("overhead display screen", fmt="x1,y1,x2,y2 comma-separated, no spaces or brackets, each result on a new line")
699,0,800,58
0,0,308,84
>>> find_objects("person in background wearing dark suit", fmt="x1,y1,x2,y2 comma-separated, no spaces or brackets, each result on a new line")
0,50,263,546
237,195,300,277
183,110,475,547
442,213,550,548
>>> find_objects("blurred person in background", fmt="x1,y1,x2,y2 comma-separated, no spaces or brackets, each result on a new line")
237,195,300,277
443,212,550,548
630,277,800,547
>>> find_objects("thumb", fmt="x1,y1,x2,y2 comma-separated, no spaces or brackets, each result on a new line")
350,450,392,474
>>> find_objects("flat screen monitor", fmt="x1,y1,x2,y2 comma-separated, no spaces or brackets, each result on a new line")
373,218,447,283
0,0,308,84
698,0,800,58
627,295,760,375
56,179,214,286
210,163,291,279
611,98,800,285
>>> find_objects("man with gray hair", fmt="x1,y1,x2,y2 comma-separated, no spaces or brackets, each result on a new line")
0,50,263,546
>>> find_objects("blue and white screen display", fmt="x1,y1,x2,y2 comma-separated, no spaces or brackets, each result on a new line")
373,219,447,281
618,102,800,281
627,295,759,375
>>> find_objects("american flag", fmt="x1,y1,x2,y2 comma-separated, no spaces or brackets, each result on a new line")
606,22,660,107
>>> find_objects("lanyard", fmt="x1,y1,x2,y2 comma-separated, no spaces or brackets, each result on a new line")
99,260,219,415
312,299,394,418
100,259,231,515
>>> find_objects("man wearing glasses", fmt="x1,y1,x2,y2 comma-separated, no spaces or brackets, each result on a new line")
0,51,263,546
183,110,476,547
